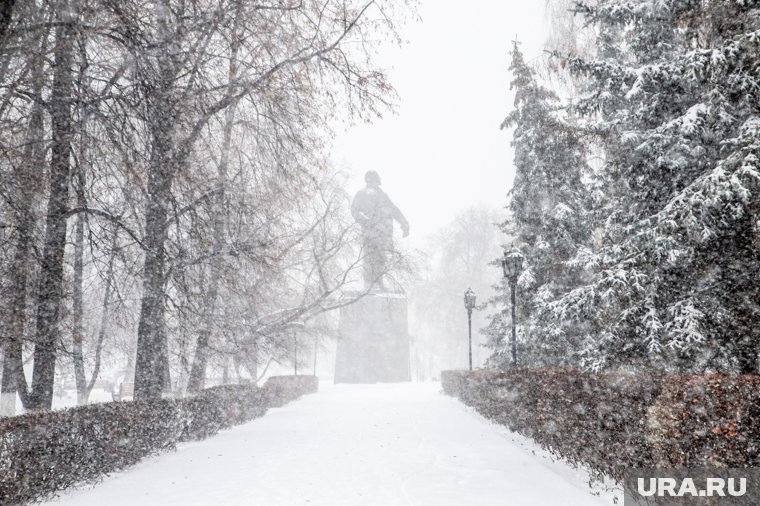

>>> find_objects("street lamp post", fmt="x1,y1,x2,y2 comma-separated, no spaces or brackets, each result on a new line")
464,288,477,371
313,334,318,376
287,321,305,376
501,248,524,367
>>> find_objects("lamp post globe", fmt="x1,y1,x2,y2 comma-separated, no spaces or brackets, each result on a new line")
501,248,524,280
464,288,476,371
464,288,476,312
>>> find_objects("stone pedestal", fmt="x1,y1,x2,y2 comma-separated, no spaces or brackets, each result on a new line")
335,293,410,383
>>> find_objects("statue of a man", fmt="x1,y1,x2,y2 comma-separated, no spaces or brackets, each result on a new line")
351,171,409,291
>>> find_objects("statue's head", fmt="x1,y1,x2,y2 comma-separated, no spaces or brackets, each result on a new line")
365,170,381,188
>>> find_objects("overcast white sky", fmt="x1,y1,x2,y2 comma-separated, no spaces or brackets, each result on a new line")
333,1,549,247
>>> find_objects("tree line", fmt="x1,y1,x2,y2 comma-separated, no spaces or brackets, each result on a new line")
488,0,760,374
0,0,414,415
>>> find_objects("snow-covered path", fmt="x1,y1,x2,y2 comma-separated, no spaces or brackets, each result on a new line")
47,383,615,506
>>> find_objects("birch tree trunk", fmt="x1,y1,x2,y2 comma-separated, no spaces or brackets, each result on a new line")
27,0,74,411
0,6,49,415
134,0,177,400
71,210,86,404
0,104,41,415
186,16,241,393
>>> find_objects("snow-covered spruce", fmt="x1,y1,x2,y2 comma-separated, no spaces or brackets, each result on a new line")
486,42,591,369
494,1,760,373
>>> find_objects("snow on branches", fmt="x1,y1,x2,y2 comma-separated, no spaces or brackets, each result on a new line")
491,0,760,373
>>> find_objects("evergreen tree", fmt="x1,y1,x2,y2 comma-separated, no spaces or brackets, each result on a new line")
550,0,760,372
486,42,591,368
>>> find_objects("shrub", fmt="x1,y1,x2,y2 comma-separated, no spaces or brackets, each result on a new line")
262,375,319,407
0,378,318,505
0,399,184,505
180,385,267,441
650,374,760,468
441,368,664,480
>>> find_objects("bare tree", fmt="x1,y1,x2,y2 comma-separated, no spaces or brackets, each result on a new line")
185,4,244,392
0,2,52,416
0,0,416,411
410,206,503,377
112,0,414,399
25,0,76,411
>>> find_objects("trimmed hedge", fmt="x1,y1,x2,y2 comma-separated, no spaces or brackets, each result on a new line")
0,376,317,505
0,399,184,505
262,375,319,407
441,369,760,481
180,384,268,441
441,369,662,480
650,374,760,468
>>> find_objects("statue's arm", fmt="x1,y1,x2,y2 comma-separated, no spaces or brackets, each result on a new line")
389,199,409,237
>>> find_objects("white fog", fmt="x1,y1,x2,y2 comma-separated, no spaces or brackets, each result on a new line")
2,0,760,505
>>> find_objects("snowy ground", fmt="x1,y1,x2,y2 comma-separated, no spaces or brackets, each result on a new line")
46,382,620,506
